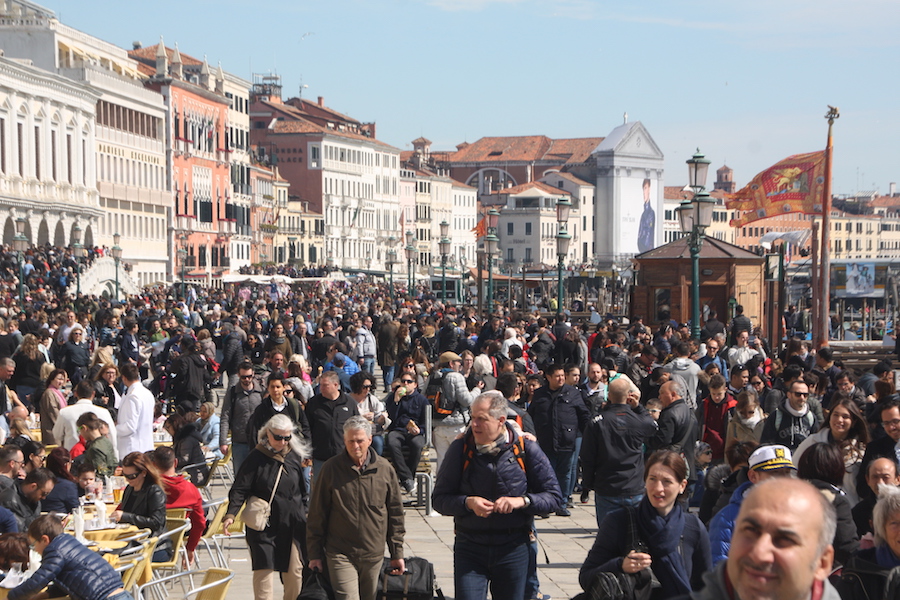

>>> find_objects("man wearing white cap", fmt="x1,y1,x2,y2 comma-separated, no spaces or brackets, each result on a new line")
708,445,797,565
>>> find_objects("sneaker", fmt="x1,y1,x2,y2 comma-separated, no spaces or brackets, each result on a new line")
404,479,417,496
555,507,572,517
530,594,552,600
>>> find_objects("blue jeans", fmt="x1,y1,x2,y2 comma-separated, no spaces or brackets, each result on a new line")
371,434,384,456
108,591,134,600
362,358,376,378
525,531,540,599
382,365,395,392
568,436,582,500
545,449,577,504
455,538,529,600
232,443,251,475
594,493,643,530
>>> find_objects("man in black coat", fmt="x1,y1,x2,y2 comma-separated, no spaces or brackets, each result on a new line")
0,468,54,531
580,377,657,528
856,398,900,500
306,370,359,476
647,379,698,479
527,363,590,516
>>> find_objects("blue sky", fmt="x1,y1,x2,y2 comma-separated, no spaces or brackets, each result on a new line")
60,0,899,195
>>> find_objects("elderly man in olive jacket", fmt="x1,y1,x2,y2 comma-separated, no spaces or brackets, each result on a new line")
307,416,405,600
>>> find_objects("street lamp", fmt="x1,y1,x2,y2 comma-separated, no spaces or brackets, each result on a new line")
72,224,83,297
678,149,715,339
439,220,451,304
405,229,415,294
111,233,122,301
385,238,398,303
485,208,500,314
555,198,572,312
12,217,29,304
177,247,187,300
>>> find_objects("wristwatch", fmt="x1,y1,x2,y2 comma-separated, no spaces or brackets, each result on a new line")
522,495,532,507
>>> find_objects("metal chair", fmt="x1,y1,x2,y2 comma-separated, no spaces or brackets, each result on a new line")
136,568,234,600
150,518,191,583
196,498,228,568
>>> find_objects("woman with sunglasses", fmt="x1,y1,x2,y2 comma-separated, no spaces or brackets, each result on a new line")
111,452,169,560
223,413,309,600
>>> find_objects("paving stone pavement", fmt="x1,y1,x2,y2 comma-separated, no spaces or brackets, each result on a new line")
205,472,598,600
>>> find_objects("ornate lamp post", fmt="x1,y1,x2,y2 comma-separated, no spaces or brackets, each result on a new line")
72,224,83,297
677,149,714,339
439,220,451,304
13,217,29,304
111,233,122,301
555,198,572,312
405,229,416,294
485,208,500,313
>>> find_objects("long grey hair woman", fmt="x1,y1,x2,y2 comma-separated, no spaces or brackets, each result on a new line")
223,414,310,600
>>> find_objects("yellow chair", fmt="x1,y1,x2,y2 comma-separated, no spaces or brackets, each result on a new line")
165,508,188,519
196,498,228,568
209,503,245,567
118,536,157,592
115,559,140,592
136,568,234,600
150,518,190,581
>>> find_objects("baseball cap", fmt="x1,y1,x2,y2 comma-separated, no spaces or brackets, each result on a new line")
748,445,796,472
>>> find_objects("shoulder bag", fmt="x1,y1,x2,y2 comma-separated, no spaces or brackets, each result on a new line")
243,464,284,531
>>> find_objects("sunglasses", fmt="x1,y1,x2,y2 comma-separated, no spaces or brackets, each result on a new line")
123,471,143,480
271,434,292,442
400,379,415,384
361,384,372,389
240,375,254,380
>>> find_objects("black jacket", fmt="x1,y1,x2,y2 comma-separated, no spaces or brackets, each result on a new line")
246,396,311,449
171,353,212,412
808,478,859,566
647,398,698,477
856,434,899,500
173,424,210,485
581,403,658,497
119,482,167,540
433,425,563,546
0,481,40,531
527,384,590,454
220,332,244,375
8,533,126,600
305,393,359,462
830,547,900,600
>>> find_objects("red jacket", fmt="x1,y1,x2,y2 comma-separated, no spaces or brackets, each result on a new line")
701,393,737,460
162,474,206,555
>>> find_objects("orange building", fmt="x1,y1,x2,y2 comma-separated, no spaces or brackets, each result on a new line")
130,42,232,286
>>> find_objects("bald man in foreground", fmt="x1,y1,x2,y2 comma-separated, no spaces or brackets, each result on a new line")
684,478,841,600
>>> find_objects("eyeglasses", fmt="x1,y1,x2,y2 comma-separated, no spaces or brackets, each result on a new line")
271,434,292,442
882,418,900,429
240,375,254,380
400,379,415,384
361,384,372,389
123,471,143,480
790,391,809,397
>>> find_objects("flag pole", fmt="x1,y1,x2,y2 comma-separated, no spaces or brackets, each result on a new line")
816,106,839,348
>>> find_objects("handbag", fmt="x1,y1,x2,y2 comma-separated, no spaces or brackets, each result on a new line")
243,464,284,531
583,507,653,600
376,557,444,600
297,569,335,600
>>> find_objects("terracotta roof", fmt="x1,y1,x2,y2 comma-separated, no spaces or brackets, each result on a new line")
637,236,763,260
447,135,603,164
870,195,900,208
412,137,432,144
543,171,593,186
267,109,397,149
284,98,361,126
451,179,474,189
664,186,729,202
400,150,414,162
128,44,203,68
491,181,572,197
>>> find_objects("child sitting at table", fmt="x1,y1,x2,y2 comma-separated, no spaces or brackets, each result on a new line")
73,463,100,500
76,414,117,479
6,514,133,600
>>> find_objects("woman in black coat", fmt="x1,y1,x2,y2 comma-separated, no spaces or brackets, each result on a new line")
580,450,711,600
223,412,309,600
164,412,209,486
111,452,169,560
170,339,211,413
796,442,859,567
61,328,91,385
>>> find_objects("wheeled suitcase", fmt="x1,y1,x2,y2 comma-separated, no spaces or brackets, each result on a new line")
376,556,444,600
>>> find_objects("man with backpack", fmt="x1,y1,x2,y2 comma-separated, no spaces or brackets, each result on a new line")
433,391,562,600
431,352,484,474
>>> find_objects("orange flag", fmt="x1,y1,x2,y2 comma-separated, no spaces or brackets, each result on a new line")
726,150,826,227
471,217,487,238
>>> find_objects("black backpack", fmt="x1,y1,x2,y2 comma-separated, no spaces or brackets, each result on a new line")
424,370,454,418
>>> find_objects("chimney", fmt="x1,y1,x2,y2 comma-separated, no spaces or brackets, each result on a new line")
891,182,897,196
132,41,142,50
317,96,324,107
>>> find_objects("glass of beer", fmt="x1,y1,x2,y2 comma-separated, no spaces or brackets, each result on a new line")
112,487,124,504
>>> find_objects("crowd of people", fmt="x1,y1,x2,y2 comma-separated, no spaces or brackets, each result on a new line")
0,268,898,600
